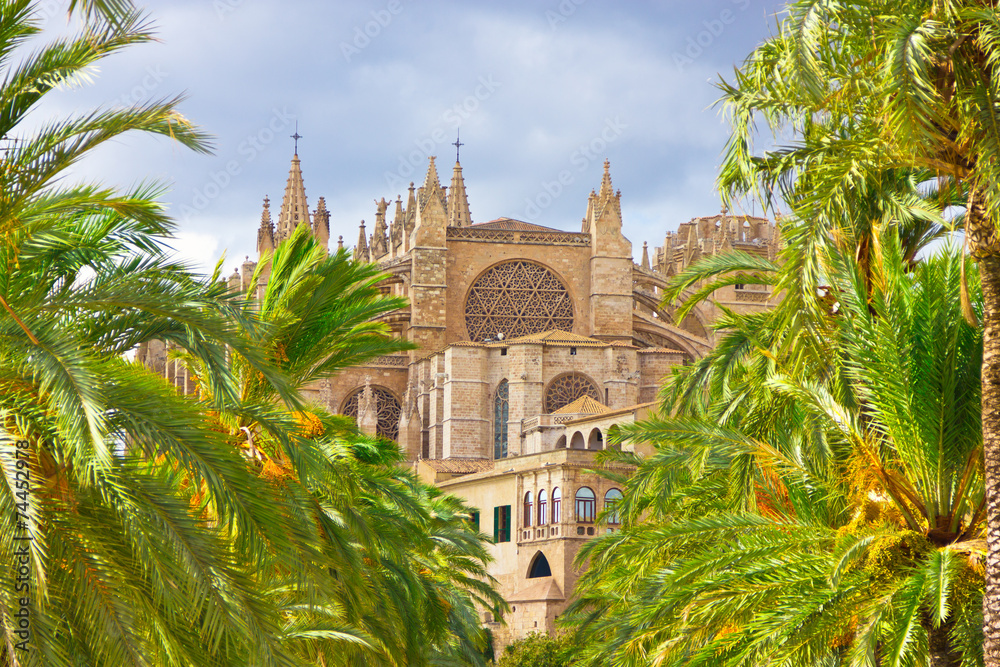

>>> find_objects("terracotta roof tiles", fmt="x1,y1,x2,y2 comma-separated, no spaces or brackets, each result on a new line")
552,396,611,415
501,330,607,346
472,218,563,232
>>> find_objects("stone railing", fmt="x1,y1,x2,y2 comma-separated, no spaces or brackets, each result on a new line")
734,285,770,303
521,413,590,433
735,291,769,302
447,227,591,247
366,355,409,367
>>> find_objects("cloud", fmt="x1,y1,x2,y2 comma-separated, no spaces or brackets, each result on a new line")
21,0,786,272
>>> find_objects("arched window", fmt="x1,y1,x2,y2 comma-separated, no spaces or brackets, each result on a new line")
523,491,533,528
537,489,547,525
552,487,561,523
527,551,552,578
605,488,623,525
575,487,595,523
342,385,402,441
494,380,509,459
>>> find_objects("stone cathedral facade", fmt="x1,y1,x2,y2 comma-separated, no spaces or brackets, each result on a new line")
139,149,778,648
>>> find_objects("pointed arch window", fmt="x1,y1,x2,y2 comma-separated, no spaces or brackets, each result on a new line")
523,491,533,528
494,380,509,459
528,551,552,578
552,487,561,523
538,489,547,525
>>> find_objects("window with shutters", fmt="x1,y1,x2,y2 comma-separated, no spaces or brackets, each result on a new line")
493,505,511,543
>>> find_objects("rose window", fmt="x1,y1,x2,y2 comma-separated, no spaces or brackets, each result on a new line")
464,261,574,342
544,373,601,413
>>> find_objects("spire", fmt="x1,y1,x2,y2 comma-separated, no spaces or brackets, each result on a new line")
354,220,370,263
257,196,275,256
413,157,448,247
372,198,389,258
277,153,310,243
598,159,614,201
402,182,417,252
447,158,473,227
417,156,445,211
404,182,416,231
390,195,404,249
227,267,241,292
313,197,330,252
591,160,622,223
641,241,650,270
582,190,596,233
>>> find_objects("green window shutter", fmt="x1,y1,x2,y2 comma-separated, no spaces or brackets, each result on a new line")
471,510,480,531
493,506,500,542
503,505,511,542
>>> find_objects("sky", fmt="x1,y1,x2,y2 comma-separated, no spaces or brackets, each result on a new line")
37,0,788,274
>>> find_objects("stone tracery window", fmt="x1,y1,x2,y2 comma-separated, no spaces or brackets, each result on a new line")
544,372,601,413
494,379,509,459
342,386,401,441
464,260,574,342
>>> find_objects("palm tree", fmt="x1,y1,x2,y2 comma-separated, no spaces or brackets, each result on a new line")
177,226,507,666
0,2,506,664
713,2,1000,653
567,237,985,666
0,1,335,663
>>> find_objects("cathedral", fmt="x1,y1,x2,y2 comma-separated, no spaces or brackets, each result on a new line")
139,147,777,648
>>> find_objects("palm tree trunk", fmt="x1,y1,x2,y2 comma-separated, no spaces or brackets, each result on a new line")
928,619,962,667
970,184,1000,664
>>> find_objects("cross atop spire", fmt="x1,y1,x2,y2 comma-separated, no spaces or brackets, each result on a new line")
453,129,464,163
291,122,302,155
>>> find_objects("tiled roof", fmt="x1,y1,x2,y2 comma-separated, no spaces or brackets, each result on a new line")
472,218,564,232
501,330,607,346
637,346,685,353
552,396,611,415
510,577,565,602
562,401,659,425
420,458,495,474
